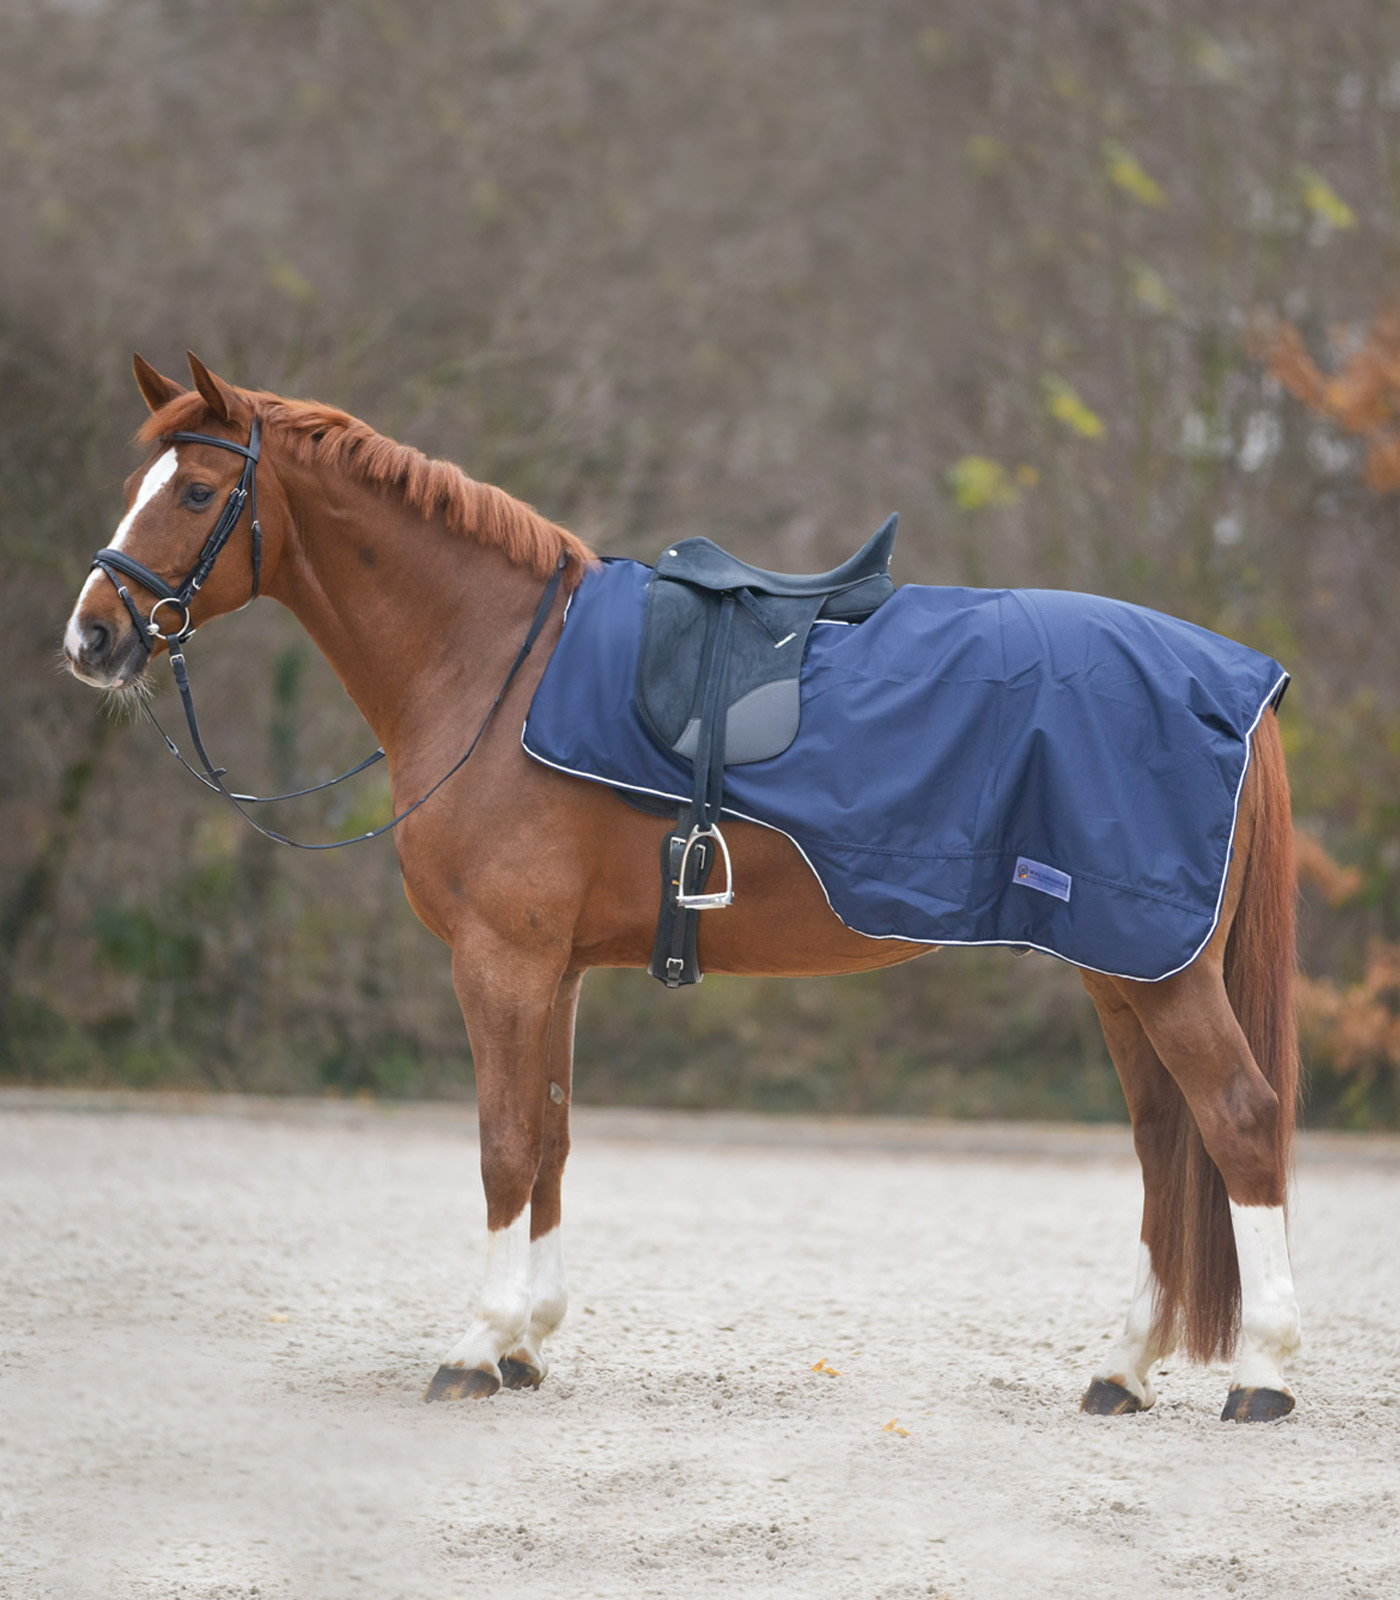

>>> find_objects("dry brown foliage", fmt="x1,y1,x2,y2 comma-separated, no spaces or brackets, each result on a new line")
1259,310,1400,492
1294,829,1363,906
1294,830,1399,1088
1300,942,1400,1081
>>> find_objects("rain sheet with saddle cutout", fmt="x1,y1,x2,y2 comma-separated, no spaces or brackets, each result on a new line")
521,557,1288,980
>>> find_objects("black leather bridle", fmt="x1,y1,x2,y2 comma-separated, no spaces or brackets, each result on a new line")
87,415,566,850
92,418,263,647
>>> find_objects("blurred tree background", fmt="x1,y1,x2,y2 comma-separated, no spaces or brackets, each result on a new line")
3,0,1400,1124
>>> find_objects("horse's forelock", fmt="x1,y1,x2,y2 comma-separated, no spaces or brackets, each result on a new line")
136,390,220,446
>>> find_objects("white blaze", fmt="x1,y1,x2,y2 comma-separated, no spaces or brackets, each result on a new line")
65,448,180,655
111,447,180,547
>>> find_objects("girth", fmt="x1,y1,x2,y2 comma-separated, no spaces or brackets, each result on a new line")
639,514,898,986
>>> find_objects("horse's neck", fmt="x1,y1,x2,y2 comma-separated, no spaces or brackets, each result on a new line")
267,466,545,764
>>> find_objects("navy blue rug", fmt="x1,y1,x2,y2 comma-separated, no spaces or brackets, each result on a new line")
522,558,1288,980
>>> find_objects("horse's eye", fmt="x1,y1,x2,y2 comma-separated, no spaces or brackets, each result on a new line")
184,484,216,509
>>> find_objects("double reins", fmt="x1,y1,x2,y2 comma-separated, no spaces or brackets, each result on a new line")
90,418,567,850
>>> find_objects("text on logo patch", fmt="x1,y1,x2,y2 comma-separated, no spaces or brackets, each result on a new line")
1014,857,1072,903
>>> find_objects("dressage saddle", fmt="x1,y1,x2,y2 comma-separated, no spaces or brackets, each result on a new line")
639,514,899,986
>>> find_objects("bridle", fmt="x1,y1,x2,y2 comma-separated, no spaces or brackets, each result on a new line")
87,414,566,850
93,418,263,647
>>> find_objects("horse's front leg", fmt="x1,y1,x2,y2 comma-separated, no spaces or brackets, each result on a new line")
424,945,569,1403
1079,973,1176,1415
498,969,581,1391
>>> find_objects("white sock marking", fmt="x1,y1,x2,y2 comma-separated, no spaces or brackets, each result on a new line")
1092,1240,1167,1406
441,1212,533,1375
1228,1201,1301,1392
528,1227,567,1342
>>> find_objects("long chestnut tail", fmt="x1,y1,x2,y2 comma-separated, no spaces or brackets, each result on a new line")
1155,709,1300,1363
1222,710,1300,1190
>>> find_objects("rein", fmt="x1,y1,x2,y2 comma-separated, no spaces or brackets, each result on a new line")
90,419,568,851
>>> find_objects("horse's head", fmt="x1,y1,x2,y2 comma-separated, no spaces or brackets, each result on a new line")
64,352,286,691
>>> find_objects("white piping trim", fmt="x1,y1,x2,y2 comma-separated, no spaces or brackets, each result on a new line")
521,665,1288,984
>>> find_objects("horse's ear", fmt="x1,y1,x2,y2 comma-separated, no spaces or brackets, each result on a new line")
132,353,187,413
186,351,244,425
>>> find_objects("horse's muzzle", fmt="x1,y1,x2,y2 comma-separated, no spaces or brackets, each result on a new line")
64,612,148,690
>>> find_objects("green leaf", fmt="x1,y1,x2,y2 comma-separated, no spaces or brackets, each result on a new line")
267,257,316,304
1102,141,1167,208
1128,258,1176,315
1297,167,1357,230
947,456,1022,510
1043,375,1106,440
1190,30,1237,84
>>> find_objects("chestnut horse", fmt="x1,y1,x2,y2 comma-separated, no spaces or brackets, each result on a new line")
63,354,1302,1422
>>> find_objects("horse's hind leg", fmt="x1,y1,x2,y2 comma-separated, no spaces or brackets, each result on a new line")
1080,719,1301,1421
498,970,581,1391
424,945,567,1402
1079,974,1178,1414
1120,957,1301,1421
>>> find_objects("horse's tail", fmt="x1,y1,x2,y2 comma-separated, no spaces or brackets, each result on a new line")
1169,708,1300,1363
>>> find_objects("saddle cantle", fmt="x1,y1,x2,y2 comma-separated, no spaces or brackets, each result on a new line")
639,515,899,987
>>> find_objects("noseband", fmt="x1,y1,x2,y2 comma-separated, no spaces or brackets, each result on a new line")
91,417,262,646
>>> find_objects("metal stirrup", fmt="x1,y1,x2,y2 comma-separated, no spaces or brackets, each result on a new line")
675,823,734,911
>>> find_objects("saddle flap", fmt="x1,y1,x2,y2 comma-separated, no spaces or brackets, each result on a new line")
672,676,801,764
637,581,823,765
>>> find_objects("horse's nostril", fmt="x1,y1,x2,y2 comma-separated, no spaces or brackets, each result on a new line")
84,619,112,662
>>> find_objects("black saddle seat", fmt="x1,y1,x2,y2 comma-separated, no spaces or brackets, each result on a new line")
655,513,897,620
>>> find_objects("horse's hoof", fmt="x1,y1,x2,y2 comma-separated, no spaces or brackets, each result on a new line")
1080,1378,1146,1416
499,1354,545,1390
1221,1386,1294,1423
423,1363,501,1403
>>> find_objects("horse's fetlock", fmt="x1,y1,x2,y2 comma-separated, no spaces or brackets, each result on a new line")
1241,1300,1301,1360
530,1286,567,1337
478,1287,532,1344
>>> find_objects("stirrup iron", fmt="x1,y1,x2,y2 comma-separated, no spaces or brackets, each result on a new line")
675,823,734,911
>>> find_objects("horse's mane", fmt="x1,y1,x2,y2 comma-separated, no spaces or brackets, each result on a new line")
139,389,595,583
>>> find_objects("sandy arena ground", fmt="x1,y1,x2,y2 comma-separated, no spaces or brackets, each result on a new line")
1,1091,1397,1600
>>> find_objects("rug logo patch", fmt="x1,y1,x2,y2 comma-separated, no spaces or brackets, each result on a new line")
1014,857,1072,903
